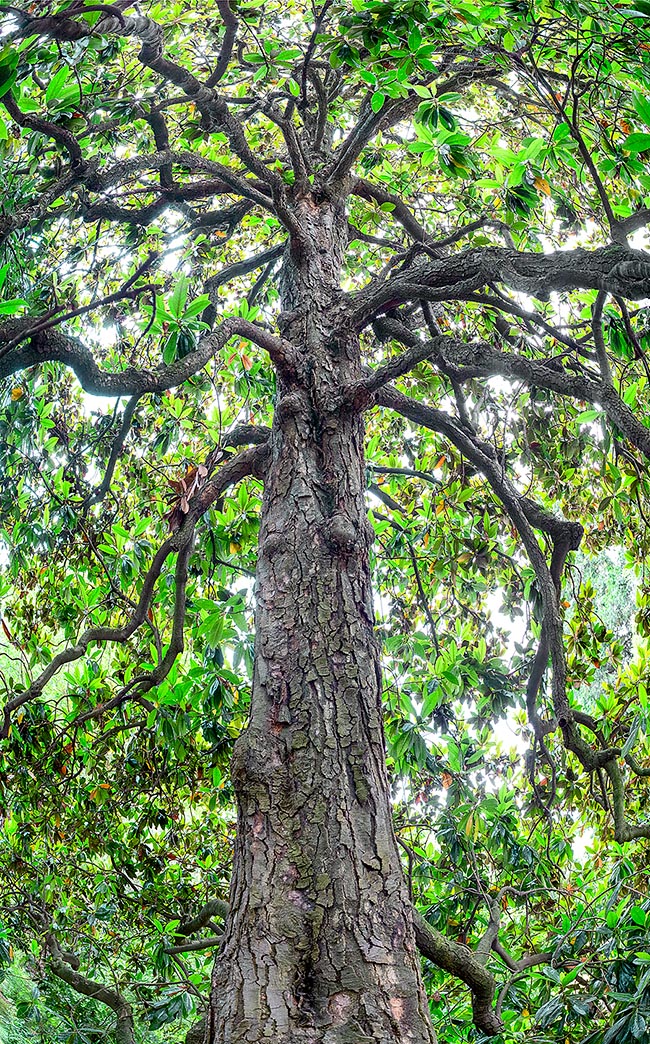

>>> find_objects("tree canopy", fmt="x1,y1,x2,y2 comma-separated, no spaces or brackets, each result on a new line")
2,0,650,1042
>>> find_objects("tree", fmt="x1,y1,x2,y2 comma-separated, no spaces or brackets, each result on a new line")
2,0,650,1041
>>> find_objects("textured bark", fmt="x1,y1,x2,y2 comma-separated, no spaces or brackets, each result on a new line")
208,198,435,1043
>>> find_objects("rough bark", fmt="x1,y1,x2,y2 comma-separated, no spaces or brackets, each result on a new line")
208,198,435,1043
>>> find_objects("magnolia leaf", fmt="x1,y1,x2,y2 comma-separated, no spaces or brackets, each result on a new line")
622,131,650,152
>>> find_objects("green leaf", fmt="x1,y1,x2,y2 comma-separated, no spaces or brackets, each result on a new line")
632,93,650,127
371,91,385,113
182,294,211,318
421,685,441,719
621,717,640,757
45,66,70,107
536,996,564,1027
0,299,27,314
630,1013,646,1040
0,62,17,100
622,132,650,153
630,905,646,926
604,1015,633,1044
162,330,179,364
561,964,582,986
408,26,422,51
575,409,603,423
521,137,545,161
168,273,189,319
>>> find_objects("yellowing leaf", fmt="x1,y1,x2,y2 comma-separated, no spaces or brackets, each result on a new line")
10,386,23,401
534,176,551,195
241,353,253,371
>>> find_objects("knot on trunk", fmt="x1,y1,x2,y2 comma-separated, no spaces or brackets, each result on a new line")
611,258,650,294
325,512,358,554
231,732,281,795
261,530,290,559
276,388,310,422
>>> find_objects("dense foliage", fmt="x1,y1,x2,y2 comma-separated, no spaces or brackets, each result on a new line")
2,0,650,1041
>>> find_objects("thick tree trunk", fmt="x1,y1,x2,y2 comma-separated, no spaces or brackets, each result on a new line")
209,197,435,1043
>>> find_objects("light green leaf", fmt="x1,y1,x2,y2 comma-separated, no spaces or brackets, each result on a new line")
182,294,211,318
575,409,603,423
632,93,650,127
0,299,27,314
168,273,189,319
630,905,646,926
622,132,650,153
45,66,70,107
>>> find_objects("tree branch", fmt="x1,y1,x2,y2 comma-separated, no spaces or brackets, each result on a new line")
348,245,650,328
345,335,451,400
164,935,222,954
370,315,650,461
205,1,238,88
412,910,503,1036
0,316,299,393
3,93,85,169
46,935,135,1044
203,243,285,315
373,386,593,755
374,383,648,831
176,899,229,937
85,394,143,506
0,443,267,736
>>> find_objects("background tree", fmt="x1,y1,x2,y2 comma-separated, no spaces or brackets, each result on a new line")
2,0,650,1041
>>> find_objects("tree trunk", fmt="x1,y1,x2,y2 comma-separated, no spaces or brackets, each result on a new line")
209,197,435,1044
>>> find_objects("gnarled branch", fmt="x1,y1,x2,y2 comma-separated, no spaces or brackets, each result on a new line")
0,316,299,393
46,935,135,1044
